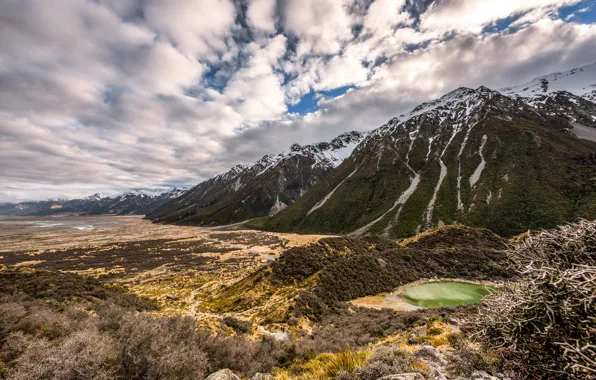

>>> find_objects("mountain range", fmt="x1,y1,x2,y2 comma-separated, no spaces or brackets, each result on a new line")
0,188,188,217
146,131,365,225
254,63,596,237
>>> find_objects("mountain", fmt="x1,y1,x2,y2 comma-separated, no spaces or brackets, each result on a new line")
0,188,188,217
146,131,365,225
501,61,596,100
258,64,596,238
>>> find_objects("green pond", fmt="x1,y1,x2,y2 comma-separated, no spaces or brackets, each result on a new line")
399,281,494,308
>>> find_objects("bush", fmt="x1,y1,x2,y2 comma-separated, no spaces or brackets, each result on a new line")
470,220,596,379
221,316,252,334
9,327,118,380
118,313,209,380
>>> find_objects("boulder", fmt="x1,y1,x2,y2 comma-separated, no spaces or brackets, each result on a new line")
470,371,500,380
250,374,273,380
206,369,240,380
379,374,424,380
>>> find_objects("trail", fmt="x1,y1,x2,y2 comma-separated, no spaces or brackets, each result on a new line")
307,163,362,216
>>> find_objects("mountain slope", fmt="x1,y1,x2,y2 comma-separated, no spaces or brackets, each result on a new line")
146,131,365,225
260,82,596,237
0,188,188,216
501,61,596,100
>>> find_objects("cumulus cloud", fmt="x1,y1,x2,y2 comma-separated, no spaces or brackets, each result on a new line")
247,0,278,33
420,0,581,33
0,0,595,202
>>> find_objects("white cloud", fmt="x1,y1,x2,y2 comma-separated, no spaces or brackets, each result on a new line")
224,35,288,122
421,0,581,33
247,0,278,33
281,0,354,55
143,0,236,58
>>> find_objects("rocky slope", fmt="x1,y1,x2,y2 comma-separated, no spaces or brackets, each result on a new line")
259,65,596,238
0,188,188,216
146,131,365,225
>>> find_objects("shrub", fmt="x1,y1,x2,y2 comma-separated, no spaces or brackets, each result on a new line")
9,327,118,380
470,220,596,379
325,351,368,377
118,313,209,380
221,316,252,334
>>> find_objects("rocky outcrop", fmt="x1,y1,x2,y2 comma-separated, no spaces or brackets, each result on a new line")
205,369,240,380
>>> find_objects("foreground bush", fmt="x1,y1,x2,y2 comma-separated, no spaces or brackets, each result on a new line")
471,220,595,379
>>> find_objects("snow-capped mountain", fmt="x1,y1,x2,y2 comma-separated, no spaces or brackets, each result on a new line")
0,187,189,216
146,131,366,225
501,61,596,100
261,64,596,238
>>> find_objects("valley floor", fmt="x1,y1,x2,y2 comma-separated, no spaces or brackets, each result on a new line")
0,216,329,318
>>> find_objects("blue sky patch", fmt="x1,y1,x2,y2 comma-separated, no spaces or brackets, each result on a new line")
560,1,596,24
287,85,355,115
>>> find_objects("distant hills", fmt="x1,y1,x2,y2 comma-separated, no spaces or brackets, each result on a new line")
0,188,188,216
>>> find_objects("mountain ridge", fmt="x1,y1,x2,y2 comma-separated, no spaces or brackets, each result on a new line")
146,131,366,225
257,66,596,237
0,187,189,217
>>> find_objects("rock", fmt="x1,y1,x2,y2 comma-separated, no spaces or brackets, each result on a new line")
470,371,499,380
414,346,448,380
447,317,460,326
414,346,447,367
379,373,424,380
250,374,273,380
206,369,240,380
164,294,179,301
413,326,426,337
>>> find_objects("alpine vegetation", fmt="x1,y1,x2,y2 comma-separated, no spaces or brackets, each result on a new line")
471,220,596,379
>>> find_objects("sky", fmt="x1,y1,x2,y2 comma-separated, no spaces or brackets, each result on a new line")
1,0,596,202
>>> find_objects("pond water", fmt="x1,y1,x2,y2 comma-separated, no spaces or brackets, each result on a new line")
399,281,494,308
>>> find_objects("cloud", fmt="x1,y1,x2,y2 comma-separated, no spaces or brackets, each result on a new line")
143,0,237,58
420,0,581,33
0,0,595,202
247,0,278,33
280,0,355,55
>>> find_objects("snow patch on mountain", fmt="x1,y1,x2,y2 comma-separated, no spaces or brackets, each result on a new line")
469,135,488,188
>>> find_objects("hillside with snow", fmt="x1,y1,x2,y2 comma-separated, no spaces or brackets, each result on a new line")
146,131,366,225
501,61,596,100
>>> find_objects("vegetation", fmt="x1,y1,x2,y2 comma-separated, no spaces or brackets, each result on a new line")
471,219,596,379
265,227,513,309
0,270,294,379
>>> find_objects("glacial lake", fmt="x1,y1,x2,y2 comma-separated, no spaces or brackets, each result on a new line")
399,281,494,308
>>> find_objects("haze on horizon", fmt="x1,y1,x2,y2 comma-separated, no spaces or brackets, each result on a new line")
1,0,596,203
